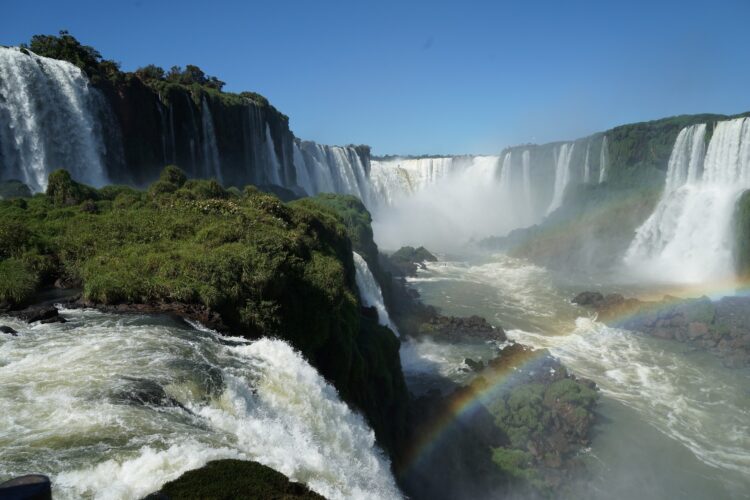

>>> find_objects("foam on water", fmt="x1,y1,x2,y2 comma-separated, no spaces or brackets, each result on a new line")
0,308,401,499
508,319,750,476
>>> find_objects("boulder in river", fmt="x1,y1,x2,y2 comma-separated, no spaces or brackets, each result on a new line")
0,325,18,336
11,305,60,324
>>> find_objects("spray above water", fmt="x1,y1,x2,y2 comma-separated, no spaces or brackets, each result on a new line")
625,117,750,284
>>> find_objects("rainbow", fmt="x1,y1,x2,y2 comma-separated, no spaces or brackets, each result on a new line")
398,343,550,475
398,273,750,476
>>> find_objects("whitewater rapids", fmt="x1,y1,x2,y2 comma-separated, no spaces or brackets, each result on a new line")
0,308,401,499
401,254,750,499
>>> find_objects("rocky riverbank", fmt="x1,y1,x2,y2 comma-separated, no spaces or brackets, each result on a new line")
573,291,750,367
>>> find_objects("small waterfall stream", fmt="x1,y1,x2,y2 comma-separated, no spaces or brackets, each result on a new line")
352,252,399,335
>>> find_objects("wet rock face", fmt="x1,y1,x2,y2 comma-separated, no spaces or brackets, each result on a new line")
385,246,438,277
10,305,62,324
574,291,750,367
420,314,506,341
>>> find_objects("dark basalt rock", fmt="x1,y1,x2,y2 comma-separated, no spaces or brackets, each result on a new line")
10,305,60,324
0,474,51,500
145,459,324,499
420,314,506,341
385,246,438,277
574,291,750,367
1,325,18,336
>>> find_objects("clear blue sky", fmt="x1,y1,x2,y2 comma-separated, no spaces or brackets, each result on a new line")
3,0,749,155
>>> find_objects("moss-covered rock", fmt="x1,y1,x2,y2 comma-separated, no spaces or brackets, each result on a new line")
145,459,324,499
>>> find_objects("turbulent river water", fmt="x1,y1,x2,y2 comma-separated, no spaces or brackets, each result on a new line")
400,253,750,499
0,309,400,499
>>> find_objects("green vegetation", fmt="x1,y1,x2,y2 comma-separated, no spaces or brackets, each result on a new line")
735,190,750,278
0,168,407,453
21,31,275,110
485,376,597,493
147,459,324,499
23,30,122,85
491,448,540,485
0,180,32,200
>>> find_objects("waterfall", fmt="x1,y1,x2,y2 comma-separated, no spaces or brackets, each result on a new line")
0,47,111,191
293,141,372,202
522,150,532,221
201,98,222,183
624,117,750,284
352,252,399,335
546,143,575,215
264,124,283,185
0,309,401,500
583,142,591,184
499,152,512,187
369,157,455,206
598,136,609,183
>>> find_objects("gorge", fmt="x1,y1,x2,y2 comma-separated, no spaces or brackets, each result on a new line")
1,33,750,500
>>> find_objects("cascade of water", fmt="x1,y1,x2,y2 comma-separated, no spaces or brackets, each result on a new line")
0,47,111,191
292,141,315,194
598,136,609,183
583,142,591,184
292,142,373,202
369,157,455,206
168,103,177,164
624,117,750,283
663,125,707,192
499,152,512,188
264,124,283,185
201,98,222,183
546,143,575,215
352,252,399,335
522,150,532,221
0,309,401,500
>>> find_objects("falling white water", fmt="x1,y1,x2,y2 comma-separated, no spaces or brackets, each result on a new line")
624,117,750,283
371,156,520,251
293,141,372,203
583,142,591,184
352,252,399,335
0,47,111,191
546,143,575,215
264,124,283,185
369,157,455,207
0,309,401,500
522,149,531,211
499,152,512,187
201,98,222,183
599,136,609,183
